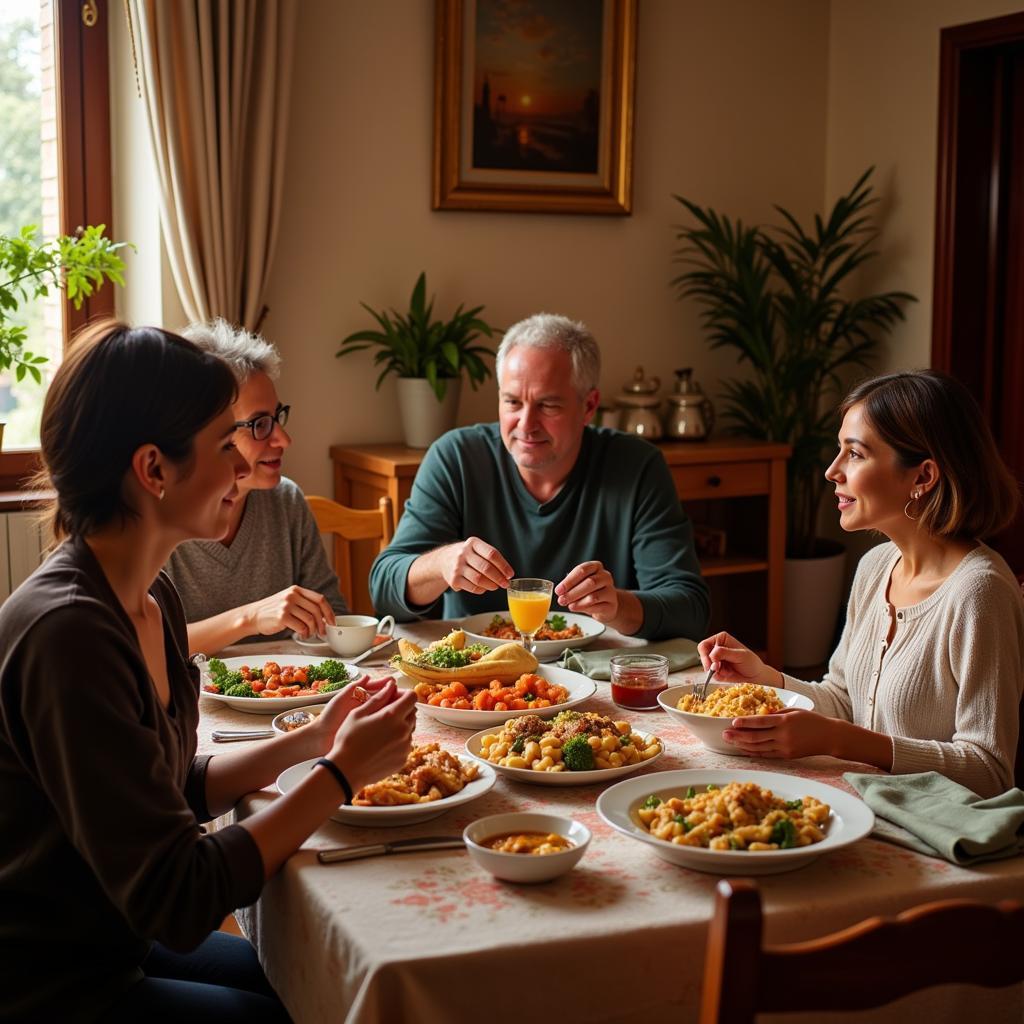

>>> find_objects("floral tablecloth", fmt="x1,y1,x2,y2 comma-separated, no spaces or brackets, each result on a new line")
198,624,1024,1024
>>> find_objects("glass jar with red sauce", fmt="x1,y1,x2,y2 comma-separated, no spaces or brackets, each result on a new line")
609,653,669,710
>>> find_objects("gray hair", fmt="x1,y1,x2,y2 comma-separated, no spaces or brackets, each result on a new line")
182,318,281,383
495,313,600,396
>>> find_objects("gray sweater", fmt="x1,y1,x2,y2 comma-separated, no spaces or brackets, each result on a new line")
166,477,348,642
784,542,1024,797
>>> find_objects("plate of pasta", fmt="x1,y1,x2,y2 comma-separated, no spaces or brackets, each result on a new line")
596,769,874,874
464,710,664,787
458,611,605,661
412,663,597,729
275,744,498,827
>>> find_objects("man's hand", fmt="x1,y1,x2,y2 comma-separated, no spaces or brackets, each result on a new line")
555,561,619,620
436,537,514,595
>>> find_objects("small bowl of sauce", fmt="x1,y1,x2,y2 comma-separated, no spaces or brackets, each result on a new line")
464,813,590,883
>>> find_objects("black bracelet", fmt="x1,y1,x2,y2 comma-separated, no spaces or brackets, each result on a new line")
315,758,353,805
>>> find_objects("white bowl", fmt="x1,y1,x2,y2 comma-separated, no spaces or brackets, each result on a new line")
200,654,367,714
457,611,605,662
463,812,591,883
275,756,497,828
657,681,813,754
414,664,596,729
596,769,874,875
464,724,664,787
270,704,324,735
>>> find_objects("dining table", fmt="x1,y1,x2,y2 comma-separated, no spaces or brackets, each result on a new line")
199,621,1024,1024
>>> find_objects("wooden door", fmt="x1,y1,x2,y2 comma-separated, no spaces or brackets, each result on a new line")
933,12,1024,576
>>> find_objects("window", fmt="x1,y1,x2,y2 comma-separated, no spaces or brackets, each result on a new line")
0,0,111,485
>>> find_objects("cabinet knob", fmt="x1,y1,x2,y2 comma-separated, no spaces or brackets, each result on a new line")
707,474,722,487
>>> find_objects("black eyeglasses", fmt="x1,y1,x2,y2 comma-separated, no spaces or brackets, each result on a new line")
235,403,290,441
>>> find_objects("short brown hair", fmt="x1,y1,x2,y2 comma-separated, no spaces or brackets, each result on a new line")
38,319,237,539
841,369,1021,539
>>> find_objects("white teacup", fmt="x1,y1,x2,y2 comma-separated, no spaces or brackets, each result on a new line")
325,614,395,658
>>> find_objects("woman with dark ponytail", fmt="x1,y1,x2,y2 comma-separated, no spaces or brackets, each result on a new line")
0,321,416,1021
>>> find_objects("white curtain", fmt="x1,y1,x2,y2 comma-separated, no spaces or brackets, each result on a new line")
127,0,297,330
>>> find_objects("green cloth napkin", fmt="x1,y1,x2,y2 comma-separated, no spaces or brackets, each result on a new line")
844,770,1024,866
558,638,701,680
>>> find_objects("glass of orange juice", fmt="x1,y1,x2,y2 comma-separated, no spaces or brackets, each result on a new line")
507,578,554,656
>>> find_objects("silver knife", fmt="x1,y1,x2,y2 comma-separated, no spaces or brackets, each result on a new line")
212,729,274,742
317,835,465,863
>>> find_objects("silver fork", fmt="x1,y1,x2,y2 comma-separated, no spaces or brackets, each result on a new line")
693,665,715,703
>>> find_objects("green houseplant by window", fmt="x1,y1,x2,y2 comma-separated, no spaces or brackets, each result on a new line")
0,224,127,447
671,168,915,664
336,271,497,448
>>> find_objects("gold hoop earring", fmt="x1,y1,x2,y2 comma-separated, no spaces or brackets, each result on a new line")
903,490,922,521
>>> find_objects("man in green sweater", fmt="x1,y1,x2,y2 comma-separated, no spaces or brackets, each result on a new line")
369,314,710,640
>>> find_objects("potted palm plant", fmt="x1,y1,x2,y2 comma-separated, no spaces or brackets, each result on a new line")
0,224,127,448
336,272,497,448
671,168,915,666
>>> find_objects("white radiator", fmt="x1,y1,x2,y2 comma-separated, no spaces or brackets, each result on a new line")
0,511,48,603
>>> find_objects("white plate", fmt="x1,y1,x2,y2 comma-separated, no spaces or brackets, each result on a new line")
414,664,597,729
201,654,366,714
596,769,874,875
275,756,497,827
657,682,813,754
457,611,605,662
464,724,664,787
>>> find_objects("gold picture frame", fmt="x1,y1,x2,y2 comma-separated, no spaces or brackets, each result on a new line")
433,0,637,215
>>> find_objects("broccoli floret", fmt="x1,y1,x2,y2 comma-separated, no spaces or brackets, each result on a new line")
219,670,244,690
224,682,256,699
208,657,228,678
561,735,595,771
771,818,798,849
641,795,662,809
307,660,350,684
316,679,348,694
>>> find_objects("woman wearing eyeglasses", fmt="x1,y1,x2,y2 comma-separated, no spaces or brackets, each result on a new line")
166,319,347,654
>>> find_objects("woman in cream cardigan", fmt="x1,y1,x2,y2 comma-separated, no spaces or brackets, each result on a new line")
700,370,1024,797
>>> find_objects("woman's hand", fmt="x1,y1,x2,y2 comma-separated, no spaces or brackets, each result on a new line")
328,679,418,794
722,708,835,759
698,630,774,684
304,677,395,756
245,585,335,638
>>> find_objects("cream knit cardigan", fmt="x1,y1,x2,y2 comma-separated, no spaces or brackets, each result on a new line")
783,542,1024,798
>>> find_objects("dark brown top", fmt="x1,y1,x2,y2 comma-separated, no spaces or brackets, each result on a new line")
0,537,264,1021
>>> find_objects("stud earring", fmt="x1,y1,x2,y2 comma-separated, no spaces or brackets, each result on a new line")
158,487,166,501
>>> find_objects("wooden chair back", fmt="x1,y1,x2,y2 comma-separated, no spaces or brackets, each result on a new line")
306,495,394,611
700,878,1024,1023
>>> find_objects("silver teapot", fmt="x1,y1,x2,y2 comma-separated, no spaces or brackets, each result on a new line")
664,368,714,441
613,366,663,440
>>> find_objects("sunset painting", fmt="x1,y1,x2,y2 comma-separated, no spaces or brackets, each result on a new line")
471,0,604,174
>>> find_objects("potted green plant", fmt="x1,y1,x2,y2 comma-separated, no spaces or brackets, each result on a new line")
336,272,497,448
671,168,915,666
0,224,128,447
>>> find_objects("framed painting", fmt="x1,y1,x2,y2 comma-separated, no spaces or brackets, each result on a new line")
433,0,637,215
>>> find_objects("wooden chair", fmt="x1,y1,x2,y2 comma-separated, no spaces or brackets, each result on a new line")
700,878,1024,1023
306,495,394,610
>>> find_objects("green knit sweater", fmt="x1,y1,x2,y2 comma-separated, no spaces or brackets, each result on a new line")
369,424,710,641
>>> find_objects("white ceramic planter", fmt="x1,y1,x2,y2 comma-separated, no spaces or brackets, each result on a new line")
396,377,461,449
783,544,847,668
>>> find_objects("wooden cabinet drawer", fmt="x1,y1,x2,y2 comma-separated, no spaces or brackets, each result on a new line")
670,460,770,499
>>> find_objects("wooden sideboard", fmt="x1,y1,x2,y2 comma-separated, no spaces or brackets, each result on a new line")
329,437,790,664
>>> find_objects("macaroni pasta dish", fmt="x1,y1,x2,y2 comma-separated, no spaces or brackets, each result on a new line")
677,683,784,717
